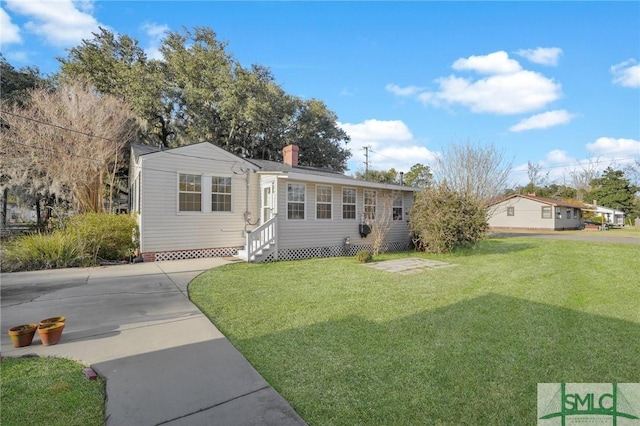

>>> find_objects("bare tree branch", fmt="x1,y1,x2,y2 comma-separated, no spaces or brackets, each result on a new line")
1,82,138,213
434,140,512,214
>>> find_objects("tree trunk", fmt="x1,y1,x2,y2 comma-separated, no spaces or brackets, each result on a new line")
2,187,7,227
35,195,42,230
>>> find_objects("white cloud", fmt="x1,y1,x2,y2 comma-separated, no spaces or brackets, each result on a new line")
4,0,101,47
339,119,436,172
452,51,521,75
141,22,169,60
516,47,563,66
509,110,576,132
0,7,22,45
420,69,562,115
385,83,423,97
388,51,564,115
611,59,640,88
586,137,640,157
544,149,575,164
5,50,30,63
340,119,413,144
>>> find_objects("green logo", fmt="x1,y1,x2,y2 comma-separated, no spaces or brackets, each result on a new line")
538,383,640,425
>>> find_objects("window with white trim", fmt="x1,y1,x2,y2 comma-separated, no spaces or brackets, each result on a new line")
342,187,356,219
211,177,232,212
287,183,305,220
364,190,376,220
393,193,403,220
179,174,201,212
316,185,332,220
555,207,562,219
541,206,552,219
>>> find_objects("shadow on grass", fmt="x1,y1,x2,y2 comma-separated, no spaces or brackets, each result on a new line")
236,294,640,425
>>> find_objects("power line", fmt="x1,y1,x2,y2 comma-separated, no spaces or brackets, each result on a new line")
1,109,120,143
1,109,249,165
367,145,638,175
4,108,639,178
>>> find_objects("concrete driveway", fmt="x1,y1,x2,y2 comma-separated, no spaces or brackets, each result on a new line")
1,259,305,426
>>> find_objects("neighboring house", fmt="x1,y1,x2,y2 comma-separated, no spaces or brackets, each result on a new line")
487,194,584,231
4,202,38,223
130,142,419,262
594,205,625,226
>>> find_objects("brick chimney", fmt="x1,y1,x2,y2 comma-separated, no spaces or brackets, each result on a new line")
283,144,299,167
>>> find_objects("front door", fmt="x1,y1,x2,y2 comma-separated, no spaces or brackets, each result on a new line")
262,185,274,224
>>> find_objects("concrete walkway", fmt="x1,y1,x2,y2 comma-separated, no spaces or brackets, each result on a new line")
1,259,306,426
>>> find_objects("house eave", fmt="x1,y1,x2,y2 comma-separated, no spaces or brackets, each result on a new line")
261,171,420,191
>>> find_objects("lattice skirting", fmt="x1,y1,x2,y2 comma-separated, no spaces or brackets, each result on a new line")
262,240,410,263
152,246,242,262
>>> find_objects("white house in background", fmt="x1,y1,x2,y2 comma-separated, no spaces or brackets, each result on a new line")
487,194,584,231
129,142,419,262
594,205,625,225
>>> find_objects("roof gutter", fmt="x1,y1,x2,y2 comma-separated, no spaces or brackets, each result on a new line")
270,171,421,191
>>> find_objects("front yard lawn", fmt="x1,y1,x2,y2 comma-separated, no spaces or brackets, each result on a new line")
189,238,640,425
1,356,105,426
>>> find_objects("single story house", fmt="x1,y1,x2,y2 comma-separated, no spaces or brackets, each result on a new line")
487,194,584,231
594,205,625,226
130,142,419,262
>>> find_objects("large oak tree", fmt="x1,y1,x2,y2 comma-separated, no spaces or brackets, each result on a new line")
59,27,351,171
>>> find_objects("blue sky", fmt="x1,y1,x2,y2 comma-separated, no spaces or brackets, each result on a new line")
2,1,639,185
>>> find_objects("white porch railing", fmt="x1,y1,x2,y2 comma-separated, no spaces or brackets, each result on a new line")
246,214,278,261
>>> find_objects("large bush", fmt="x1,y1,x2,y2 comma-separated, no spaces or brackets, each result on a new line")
66,213,137,263
409,184,488,253
1,213,137,272
1,232,83,272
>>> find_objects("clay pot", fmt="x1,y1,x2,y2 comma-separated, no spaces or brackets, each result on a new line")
8,324,38,348
39,316,66,327
37,322,65,346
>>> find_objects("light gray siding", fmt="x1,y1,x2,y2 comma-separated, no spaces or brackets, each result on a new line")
275,179,413,250
488,197,582,230
138,144,259,253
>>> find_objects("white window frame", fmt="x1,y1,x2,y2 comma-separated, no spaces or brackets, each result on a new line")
178,173,202,213
541,206,552,219
211,175,233,213
287,183,306,220
316,185,333,220
392,193,403,220
342,187,357,220
178,173,235,214
364,190,376,220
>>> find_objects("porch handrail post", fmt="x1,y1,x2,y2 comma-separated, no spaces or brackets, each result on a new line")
273,213,278,261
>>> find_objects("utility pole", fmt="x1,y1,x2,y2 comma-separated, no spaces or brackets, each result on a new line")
363,145,371,177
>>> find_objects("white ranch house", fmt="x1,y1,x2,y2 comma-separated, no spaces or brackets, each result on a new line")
594,205,625,226
130,142,419,262
488,194,584,231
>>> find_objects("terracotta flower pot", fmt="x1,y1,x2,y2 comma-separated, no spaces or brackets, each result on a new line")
8,323,38,348
37,322,65,346
39,316,66,327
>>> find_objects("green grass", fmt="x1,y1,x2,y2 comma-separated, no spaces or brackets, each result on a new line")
0,357,105,426
189,238,640,425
